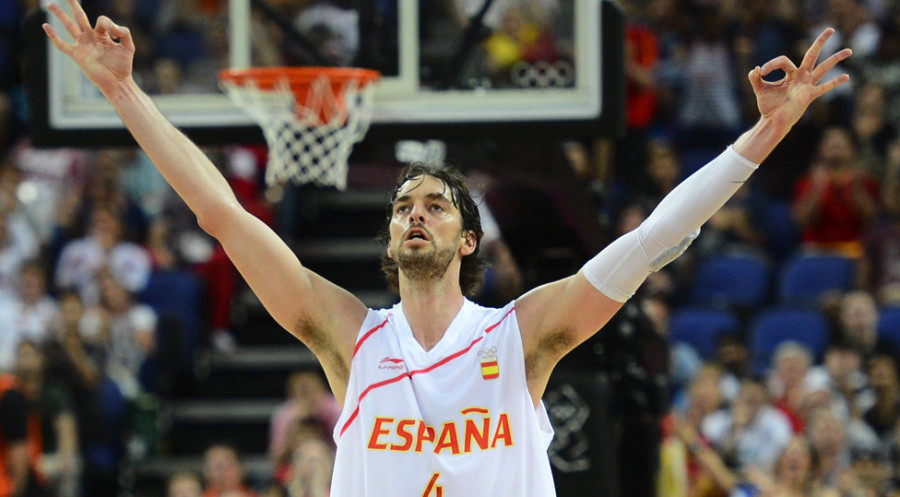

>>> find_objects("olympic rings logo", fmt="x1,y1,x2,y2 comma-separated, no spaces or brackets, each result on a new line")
511,60,575,88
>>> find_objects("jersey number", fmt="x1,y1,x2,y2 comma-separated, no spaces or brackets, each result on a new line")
422,473,444,497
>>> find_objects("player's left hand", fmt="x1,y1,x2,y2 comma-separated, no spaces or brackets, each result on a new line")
749,27,852,131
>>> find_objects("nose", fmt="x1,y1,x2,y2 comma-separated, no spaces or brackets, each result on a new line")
408,202,427,223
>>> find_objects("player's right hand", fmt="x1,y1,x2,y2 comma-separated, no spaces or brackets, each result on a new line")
42,0,135,95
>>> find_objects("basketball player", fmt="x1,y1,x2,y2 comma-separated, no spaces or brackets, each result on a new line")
42,1,851,494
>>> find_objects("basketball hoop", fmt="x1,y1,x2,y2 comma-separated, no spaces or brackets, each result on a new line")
219,67,380,189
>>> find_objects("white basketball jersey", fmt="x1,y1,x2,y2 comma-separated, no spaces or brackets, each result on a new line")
330,299,557,497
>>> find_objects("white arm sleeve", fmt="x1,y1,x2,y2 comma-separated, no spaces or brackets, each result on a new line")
582,146,759,302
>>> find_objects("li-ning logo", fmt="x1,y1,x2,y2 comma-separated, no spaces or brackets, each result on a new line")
379,357,406,370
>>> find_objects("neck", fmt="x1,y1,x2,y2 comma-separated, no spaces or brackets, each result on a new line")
399,276,465,351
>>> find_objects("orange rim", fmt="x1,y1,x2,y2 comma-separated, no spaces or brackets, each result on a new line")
218,67,381,91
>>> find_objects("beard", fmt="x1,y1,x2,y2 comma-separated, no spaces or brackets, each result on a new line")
395,242,456,283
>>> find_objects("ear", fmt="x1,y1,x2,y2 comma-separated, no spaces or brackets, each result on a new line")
460,231,477,256
386,244,393,259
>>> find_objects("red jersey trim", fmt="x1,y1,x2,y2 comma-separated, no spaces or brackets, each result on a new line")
353,316,391,358
339,307,515,436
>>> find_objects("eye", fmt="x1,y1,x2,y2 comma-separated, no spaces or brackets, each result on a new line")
430,204,445,212
394,205,410,214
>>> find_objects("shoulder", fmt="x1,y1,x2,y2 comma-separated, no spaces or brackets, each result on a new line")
353,306,397,344
469,299,515,320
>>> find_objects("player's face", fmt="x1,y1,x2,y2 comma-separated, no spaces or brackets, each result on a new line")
387,175,473,283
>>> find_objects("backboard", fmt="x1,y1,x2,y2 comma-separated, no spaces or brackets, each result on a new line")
27,0,623,147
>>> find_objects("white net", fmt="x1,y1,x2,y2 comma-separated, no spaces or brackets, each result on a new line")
221,73,376,189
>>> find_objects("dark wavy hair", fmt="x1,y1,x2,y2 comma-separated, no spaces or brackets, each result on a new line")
378,163,485,296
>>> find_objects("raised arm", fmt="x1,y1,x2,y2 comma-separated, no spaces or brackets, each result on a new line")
515,28,852,403
42,1,366,393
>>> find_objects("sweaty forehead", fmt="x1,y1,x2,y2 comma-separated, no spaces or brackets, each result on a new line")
396,174,452,203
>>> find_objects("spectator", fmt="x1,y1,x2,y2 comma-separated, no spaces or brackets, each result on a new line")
0,372,40,497
0,260,56,373
275,418,331,491
76,149,149,243
665,366,726,497
168,472,203,497
852,82,897,179
13,340,78,497
692,182,766,260
858,23,900,127
54,204,151,307
118,149,171,220
837,290,896,360
807,407,852,487
9,139,89,243
701,377,793,472
0,204,40,300
674,5,744,151
807,406,882,493
888,417,900,493
768,341,815,432
202,444,259,497
269,371,339,470
714,333,753,405
746,435,838,497
473,189,524,306
285,438,333,497
620,0,661,175
10,261,60,346
43,291,124,497
291,1,360,67
861,138,900,306
95,269,157,398
862,353,900,439
805,339,872,420
792,125,880,256
819,0,881,61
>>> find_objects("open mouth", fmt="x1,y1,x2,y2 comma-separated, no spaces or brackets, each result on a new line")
404,227,430,242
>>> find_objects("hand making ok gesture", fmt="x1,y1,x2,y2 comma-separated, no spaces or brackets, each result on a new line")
749,27,852,131
42,0,136,96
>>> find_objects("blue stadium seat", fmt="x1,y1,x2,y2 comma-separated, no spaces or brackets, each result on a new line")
137,269,203,366
754,198,798,262
690,253,771,308
778,253,856,306
878,306,900,352
669,307,740,359
749,308,830,373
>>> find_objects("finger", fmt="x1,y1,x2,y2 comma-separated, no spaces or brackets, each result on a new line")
94,15,113,38
42,23,74,55
109,21,134,52
811,48,852,83
748,66,764,94
46,3,82,39
64,0,92,34
759,55,797,77
800,27,835,71
812,73,851,100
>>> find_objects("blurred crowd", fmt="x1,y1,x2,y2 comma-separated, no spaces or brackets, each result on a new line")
1,0,900,496
587,1,900,497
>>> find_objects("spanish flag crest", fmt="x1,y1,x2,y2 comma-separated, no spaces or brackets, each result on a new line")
480,347,499,380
